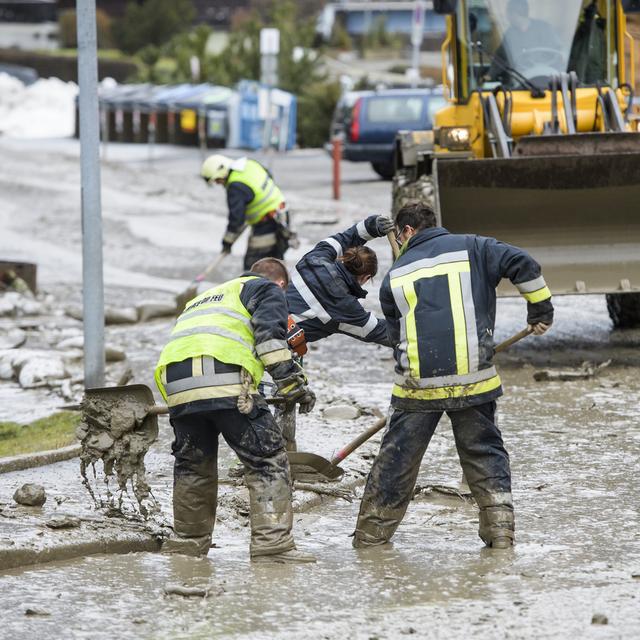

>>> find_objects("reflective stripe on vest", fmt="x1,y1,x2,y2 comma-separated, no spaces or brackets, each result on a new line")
227,159,284,225
154,276,263,402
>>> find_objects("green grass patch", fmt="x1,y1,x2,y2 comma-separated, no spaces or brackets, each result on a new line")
0,412,80,458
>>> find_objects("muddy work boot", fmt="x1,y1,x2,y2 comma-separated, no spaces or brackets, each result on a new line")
477,493,515,549
161,536,209,557
251,549,317,564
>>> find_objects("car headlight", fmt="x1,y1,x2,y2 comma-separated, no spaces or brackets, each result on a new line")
438,126,472,150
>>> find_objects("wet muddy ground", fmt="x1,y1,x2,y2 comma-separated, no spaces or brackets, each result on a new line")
1,139,639,638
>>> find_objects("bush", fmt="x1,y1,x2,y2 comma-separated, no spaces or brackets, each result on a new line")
113,0,195,55
297,80,342,148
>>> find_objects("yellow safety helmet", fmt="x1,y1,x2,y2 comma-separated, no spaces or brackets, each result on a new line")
201,154,232,183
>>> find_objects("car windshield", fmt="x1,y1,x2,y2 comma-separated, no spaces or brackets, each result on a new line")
457,0,617,93
365,96,425,124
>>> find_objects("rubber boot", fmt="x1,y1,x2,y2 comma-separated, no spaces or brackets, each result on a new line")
352,501,403,548
477,492,515,548
245,465,297,560
172,471,218,557
161,537,205,557
251,549,317,564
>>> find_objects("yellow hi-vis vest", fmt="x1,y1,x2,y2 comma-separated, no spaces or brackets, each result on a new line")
226,159,284,225
154,276,263,404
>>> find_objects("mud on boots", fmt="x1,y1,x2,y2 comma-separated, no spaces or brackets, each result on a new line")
201,154,295,271
353,203,553,550
155,257,316,563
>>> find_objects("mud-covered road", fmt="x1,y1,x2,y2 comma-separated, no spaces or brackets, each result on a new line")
1,139,639,639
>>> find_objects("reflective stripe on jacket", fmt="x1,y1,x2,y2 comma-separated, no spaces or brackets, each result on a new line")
286,216,390,345
155,275,291,409
226,158,284,225
381,227,552,410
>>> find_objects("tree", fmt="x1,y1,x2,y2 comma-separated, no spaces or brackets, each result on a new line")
113,0,195,55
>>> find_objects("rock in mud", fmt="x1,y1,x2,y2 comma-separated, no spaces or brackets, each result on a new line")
323,405,360,421
45,514,81,529
57,336,126,362
0,328,27,349
86,432,114,452
14,483,46,507
66,306,139,325
24,608,51,617
163,584,209,598
18,355,67,388
136,301,178,322
591,614,608,625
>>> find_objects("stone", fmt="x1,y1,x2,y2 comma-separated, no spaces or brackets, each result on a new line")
0,328,27,350
163,584,209,598
136,300,178,322
45,514,81,529
105,307,138,325
57,336,126,362
323,404,361,421
14,483,46,507
18,355,68,388
591,614,608,625
25,608,51,617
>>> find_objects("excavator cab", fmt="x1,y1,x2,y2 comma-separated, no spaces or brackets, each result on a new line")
394,0,640,327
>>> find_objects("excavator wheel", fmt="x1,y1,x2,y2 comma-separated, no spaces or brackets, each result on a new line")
391,173,435,216
605,293,640,329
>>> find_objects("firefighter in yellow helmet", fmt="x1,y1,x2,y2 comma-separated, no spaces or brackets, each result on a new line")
201,154,295,270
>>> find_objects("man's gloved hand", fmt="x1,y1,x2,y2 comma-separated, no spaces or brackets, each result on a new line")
221,240,233,254
372,216,395,238
297,387,316,414
270,360,307,400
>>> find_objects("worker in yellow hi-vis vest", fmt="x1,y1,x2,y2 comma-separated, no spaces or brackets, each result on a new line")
156,257,316,563
201,154,296,270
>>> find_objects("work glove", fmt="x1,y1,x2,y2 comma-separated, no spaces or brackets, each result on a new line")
221,240,233,254
297,387,316,415
269,360,315,412
526,299,554,335
371,215,395,238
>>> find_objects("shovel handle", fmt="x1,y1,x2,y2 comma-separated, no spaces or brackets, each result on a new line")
193,251,228,284
387,231,400,260
147,396,287,416
330,416,387,466
494,327,533,354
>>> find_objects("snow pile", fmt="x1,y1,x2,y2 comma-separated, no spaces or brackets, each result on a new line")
0,73,78,139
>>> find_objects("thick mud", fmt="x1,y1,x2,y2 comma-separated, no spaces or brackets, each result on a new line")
77,393,158,518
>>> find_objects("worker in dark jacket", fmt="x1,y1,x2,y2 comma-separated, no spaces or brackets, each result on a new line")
280,215,394,452
287,215,394,346
155,258,316,563
201,154,294,270
353,202,553,550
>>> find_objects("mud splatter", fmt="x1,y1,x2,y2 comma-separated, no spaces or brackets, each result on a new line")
77,395,159,518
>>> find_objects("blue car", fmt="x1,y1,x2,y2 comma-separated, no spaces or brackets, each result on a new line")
341,88,446,179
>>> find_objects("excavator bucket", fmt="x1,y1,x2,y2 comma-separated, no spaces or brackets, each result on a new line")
434,133,640,296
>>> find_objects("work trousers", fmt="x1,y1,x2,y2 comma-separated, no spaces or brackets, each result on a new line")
170,403,296,557
354,402,514,547
244,217,284,270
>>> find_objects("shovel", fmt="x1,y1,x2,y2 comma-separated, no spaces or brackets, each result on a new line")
175,252,228,314
288,327,534,482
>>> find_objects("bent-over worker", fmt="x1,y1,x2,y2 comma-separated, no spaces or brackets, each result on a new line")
353,202,553,550
201,154,293,270
279,215,394,451
155,258,316,563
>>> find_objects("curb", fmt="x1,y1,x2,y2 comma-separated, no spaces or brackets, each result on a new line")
0,531,161,572
0,445,81,475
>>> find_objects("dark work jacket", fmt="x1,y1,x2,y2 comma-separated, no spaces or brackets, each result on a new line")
286,216,390,346
381,227,553,411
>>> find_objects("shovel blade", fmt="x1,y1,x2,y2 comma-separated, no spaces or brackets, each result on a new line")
82,384,159,444
287,451,344,481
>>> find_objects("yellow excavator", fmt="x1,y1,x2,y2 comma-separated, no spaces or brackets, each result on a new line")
393,0,640,327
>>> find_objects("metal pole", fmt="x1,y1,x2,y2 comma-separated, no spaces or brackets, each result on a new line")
77,0,105,388
332,137,341,200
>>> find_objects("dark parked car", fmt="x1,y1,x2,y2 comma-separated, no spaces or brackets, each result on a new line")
336,88,446,179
